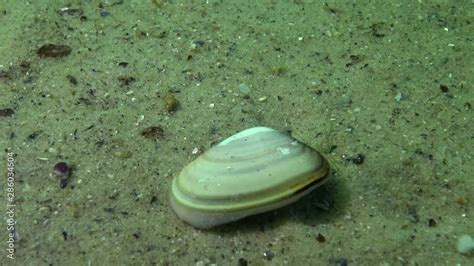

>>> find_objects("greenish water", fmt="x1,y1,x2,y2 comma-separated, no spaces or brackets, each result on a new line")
0,1,472,265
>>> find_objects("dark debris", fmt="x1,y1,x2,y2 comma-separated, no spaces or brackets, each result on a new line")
37,44,72,58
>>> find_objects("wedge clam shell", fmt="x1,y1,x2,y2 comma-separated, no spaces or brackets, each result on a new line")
170,127,329,228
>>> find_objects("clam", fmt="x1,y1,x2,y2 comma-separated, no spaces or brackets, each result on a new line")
170,127,329,228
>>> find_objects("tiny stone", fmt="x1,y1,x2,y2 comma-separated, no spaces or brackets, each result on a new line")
60,177,68,188
457,234,474,255
190,40,205,49
258,96,267,102
59,7,83,17
100,10,110,17
238,83,251,94
238,258,248,266
142,126,165,139
337,96,352,107
395,92,403,101
53,162,70,188
352,153,365,165
315,233,326,243
335,258,348,266
113,150,132,159
0,108,15,117
163,92,179,112
428,218,436,227
37,44,71,58
28,132,39,140
262,250,273,261
38,206,51,213
66,74,78,85
439,84,449,93
53,162,69,178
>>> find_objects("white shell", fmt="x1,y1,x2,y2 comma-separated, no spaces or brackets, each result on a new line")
170,127,329,228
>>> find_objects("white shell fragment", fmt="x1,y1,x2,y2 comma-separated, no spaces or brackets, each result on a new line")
170,127,329,229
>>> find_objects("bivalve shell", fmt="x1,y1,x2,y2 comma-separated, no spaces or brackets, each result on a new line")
170,127,329,228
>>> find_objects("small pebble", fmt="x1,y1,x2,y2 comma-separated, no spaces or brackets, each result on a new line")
53,162,70,188
37,44,72,58
59,7,83,17
66,74,78,85
262,250,273,261
142,126,165,139
335,258,348,266
271,66,287,76
457,234,474,255
315,233,326,243
118,62,128,67
336,96,352,107
439,84,449,93
0,108,15,117
352,153,365,165
100,10,110,17
238,258,248,266
190,40,205,50
53,162,69,178
113,150,132,159
163,92,179,112
191,147,200,155
28,132,39,140
428,218,436,227
238,83,251,94
395,92,406,102
118,76,136,86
